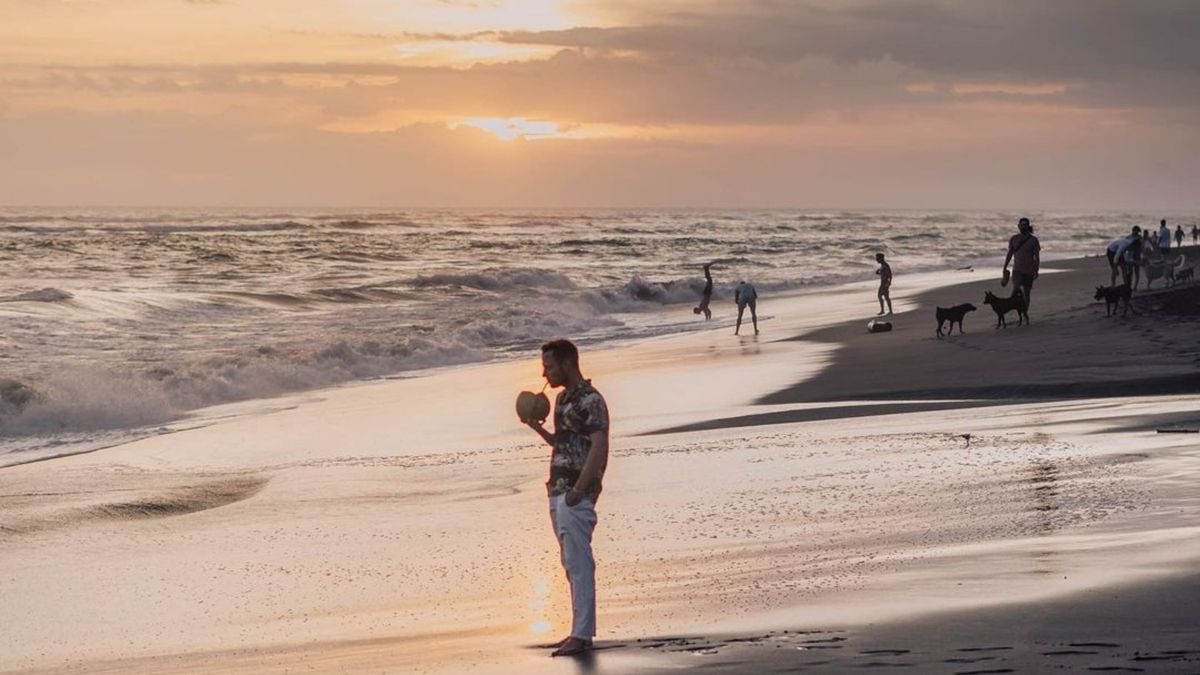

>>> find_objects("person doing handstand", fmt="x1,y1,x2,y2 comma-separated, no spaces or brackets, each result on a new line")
693,263,713,320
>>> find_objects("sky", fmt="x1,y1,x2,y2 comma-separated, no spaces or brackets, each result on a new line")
1,0,1198,209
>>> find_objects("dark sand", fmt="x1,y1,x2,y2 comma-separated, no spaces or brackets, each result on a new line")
767,250,1200,404
628,572,1200,674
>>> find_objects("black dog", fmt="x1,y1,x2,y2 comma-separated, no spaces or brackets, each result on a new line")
1094,284,1131,317
935,303,976,337
1175,267,1195,284
983,290,1028,328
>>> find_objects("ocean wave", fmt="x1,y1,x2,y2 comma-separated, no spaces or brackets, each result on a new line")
216,286,409,308
409,268,576,291
0,304,619,439
324,219,382,230
559,238,637,248
140,220,311,234
190,250,237,263
304,250,408,263
0,288,74,303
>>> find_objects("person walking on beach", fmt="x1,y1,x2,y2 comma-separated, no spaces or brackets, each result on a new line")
734,280,759,335
1002,217,1040,311
1159,220,1172,252
1192,224,1198,245
694,263,713,320
875,253,893,316
1107,226,1142,287
523,339,609,658
1175,225,1185,249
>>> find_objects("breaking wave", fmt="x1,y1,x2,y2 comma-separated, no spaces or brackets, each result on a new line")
1,288,74,303
409,268,576,292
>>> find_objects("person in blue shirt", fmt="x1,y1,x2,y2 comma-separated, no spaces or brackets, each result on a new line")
1158,220,1172,251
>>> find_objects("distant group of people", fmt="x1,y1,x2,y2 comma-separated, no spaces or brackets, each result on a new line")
1106,219,1193,290
694,216,1050,331
691,214,1200,339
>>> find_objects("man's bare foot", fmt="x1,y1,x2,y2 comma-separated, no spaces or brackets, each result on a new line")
551,637,592,657
542,636,571,649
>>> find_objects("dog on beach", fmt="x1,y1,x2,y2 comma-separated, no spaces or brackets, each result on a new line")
983,290,1028,328
1143,254,1184,288
935,303,976,337
1094,284,1132,317
1174,267,1194,285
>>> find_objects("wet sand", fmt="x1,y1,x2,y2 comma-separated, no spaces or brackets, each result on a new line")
634,571,1200,674
2,253,1199,674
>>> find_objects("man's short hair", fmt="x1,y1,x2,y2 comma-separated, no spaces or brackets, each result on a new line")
1018,217,1030,226
541,338,579,367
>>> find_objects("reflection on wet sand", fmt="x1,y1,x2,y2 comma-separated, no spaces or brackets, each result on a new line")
1027,458,1061,575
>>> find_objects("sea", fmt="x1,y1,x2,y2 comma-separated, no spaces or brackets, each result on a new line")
0,207,1178,463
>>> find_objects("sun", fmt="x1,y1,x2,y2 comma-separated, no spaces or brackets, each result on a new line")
455,117,560,141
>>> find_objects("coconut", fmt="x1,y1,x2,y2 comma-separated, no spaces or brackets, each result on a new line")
516,390,551,424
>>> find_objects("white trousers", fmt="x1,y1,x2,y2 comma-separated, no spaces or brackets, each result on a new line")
548,493,598,639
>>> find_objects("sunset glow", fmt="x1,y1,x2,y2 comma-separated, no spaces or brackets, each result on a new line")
456,117,561,141
1,1,1198,208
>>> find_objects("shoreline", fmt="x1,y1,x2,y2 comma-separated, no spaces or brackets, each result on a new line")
0,246,1126,468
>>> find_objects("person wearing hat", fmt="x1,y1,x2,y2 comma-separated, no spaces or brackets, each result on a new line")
523,338,610,657
1002,217,1041,314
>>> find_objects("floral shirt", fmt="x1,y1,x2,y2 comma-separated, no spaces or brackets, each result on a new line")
547,380,609,499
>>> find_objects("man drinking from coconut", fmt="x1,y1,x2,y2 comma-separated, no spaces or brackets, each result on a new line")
522,338,610,657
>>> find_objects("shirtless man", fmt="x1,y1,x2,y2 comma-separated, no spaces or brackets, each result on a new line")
875,253,893,316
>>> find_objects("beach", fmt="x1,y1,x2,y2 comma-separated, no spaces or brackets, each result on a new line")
3,250,1199,674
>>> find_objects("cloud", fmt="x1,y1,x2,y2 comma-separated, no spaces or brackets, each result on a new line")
2,1,1199,207
518,1,1200,77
